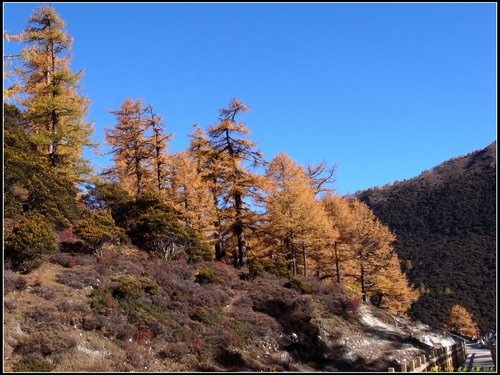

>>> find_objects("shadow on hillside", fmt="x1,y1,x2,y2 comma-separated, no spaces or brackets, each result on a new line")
251,296,350,371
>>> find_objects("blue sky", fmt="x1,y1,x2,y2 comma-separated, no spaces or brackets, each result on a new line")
4,2,497,195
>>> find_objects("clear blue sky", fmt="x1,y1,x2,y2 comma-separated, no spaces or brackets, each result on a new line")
4,2,497,195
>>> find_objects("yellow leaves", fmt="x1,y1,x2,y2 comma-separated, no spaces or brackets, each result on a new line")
445,304,480,338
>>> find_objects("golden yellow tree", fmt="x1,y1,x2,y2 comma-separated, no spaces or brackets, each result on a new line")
164,151,216,240
144,105,171,192
189,124,227,260
263,152,334,276
105,98,172,196
445,304,480,339
6,5,94,182
195,98,265,266
322,194,418,315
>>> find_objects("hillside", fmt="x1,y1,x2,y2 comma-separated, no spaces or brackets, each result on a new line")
357,141,496,333
4,245,457,372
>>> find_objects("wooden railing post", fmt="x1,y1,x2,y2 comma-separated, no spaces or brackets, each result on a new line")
490,342,496,366
400,359,407,372
408,359,415,372
421,354,427,372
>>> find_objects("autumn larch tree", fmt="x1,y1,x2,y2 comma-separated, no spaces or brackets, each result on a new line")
322,194,418,316
144,105,171,192
263,152,334,276
6,5,94,183
445,304,480,339
165,151,216,238
106,98,153,195
201,98,265,266
189,124,226,260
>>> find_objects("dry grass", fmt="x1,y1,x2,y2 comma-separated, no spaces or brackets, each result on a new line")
3,244,453,372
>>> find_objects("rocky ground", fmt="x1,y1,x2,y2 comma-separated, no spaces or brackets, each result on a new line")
4,246,458,372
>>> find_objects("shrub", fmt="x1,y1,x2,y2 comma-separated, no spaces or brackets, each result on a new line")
195,269,223,285
190,309,211,324
74,209,125,259
82,314,107,331
247,259,264,279
4,299,17,311
136,327,155,344
57,268,98,289
260,256,291,278
284,276,315,294
50,253,92,268
342,296,361,313
125,344,152,369
110,275,159,300
13,353,55,372
4,213,57,272
15,329,76,357
89,288,114,313
32,285,57,300
25,306,57,323
188,338,205,354
4,270,27,293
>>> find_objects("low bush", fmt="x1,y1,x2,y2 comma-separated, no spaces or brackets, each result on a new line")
195,269,223,285
13,353,55,372
56,268,98,289
4,299,17,311
190,308,211,324
25,306,57,323
50,252,93,268
342,296,361,313
4,213,57,273
260,256,291,278
284,276,315,294
4,270,27,293
32,285,57,300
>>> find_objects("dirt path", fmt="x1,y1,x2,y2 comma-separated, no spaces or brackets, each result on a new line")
223,288,246,315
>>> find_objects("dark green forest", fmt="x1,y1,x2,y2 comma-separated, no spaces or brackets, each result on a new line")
357,141,496,333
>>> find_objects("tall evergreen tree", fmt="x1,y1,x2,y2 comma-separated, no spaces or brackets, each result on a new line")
144,105,171,192
322,194,418,315
201,98,265,266
6,5,94,182
263,152,334,276
105,98,153,195
165,151,216,238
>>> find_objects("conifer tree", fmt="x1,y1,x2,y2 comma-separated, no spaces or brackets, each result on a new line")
144,105,171,191
201,98,265,266
106,98,153,195
165,151,216,238
7,5,94,182
322,194,418,315
445,304,480,339
263,152,334,276
189,125,226,260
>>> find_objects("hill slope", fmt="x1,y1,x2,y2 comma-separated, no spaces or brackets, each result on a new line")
357,141,496,333
4,246,457,372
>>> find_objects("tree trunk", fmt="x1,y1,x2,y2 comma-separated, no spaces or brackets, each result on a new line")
234,192,246,267
360,248,367,302
302,243,307,277
334,241,341,284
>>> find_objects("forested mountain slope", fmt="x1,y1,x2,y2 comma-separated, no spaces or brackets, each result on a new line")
357,141,496,333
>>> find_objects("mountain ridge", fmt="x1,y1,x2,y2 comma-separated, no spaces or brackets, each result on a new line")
357,140,496,333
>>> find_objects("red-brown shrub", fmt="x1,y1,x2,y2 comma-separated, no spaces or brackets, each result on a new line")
189,338,205,354
105,295,119,309
136,328,154,345
58,228,77,243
